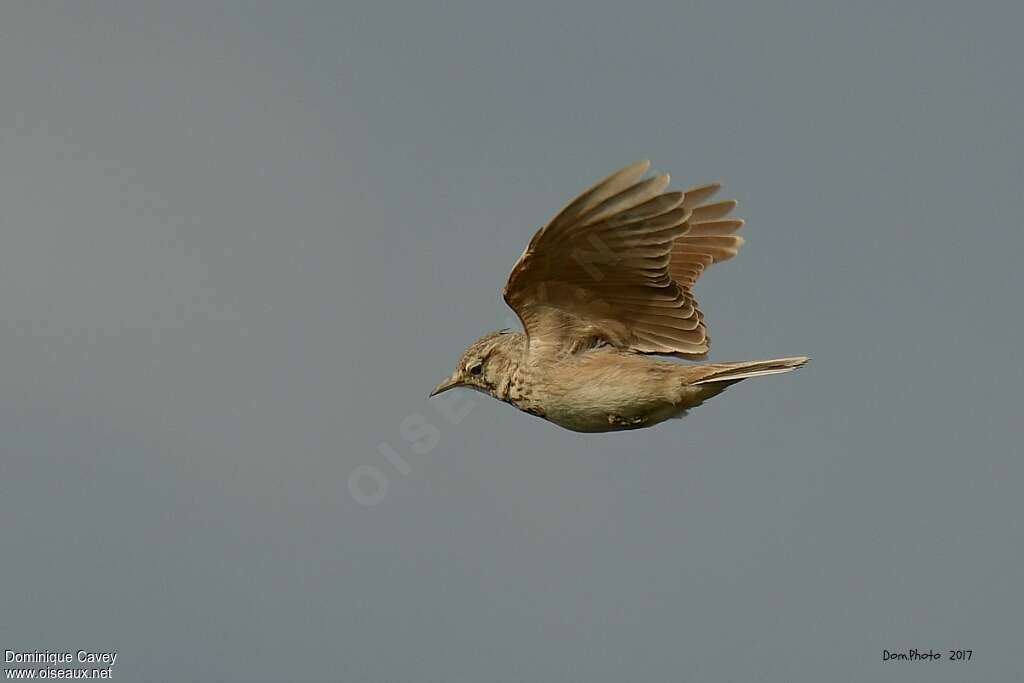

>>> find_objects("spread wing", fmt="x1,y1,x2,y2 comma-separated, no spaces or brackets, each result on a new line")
502,160,745,357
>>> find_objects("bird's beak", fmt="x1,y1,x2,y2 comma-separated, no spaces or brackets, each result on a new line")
429,375,460,397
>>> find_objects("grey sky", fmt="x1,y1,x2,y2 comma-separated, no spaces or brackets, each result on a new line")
1,2,1022,681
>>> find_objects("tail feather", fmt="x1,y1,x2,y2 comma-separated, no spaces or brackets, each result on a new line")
690,356,809,386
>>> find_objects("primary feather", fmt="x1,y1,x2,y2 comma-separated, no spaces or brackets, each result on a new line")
503,161,746,357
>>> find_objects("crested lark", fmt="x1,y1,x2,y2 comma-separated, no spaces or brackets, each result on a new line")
430,160,808,432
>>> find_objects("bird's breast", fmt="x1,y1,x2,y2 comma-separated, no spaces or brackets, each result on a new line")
505,349,691,432
499,361,545,416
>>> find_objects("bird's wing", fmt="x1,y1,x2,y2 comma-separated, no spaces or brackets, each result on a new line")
502,160,745,357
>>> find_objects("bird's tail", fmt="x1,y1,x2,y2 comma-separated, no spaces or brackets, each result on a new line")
671,356,808,412
690,356,810,386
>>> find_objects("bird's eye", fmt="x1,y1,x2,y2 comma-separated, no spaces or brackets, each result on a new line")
469,363,483,376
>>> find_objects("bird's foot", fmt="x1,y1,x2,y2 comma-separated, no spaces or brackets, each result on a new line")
607,414,646,427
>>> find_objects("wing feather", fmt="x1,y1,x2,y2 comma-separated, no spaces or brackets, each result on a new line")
503,161,746,357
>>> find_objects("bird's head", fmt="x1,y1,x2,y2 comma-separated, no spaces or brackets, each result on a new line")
430,329,523,398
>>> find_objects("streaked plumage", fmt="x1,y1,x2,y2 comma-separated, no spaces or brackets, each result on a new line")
431,160,808,432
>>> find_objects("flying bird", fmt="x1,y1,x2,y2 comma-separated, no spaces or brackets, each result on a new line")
430,160,808,432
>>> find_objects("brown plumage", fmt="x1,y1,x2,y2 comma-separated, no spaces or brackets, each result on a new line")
430,160,808,432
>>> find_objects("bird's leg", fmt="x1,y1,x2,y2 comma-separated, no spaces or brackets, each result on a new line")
606,414,647,427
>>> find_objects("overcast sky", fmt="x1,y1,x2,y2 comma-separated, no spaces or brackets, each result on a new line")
2,2,1022,681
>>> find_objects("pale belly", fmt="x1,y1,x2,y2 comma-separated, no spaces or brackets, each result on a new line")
543,400,688,433
521,350,695,433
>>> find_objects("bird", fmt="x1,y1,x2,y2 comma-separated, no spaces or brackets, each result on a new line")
429,160,808,432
